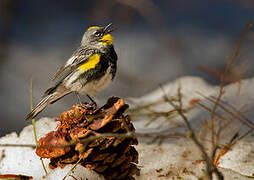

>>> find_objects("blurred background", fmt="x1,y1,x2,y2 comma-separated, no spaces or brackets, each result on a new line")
0,0,254,136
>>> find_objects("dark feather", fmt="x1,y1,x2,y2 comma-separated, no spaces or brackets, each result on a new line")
42,86,57,98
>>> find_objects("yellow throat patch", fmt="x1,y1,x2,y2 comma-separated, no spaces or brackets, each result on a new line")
99,34,113,46
78,54,100,71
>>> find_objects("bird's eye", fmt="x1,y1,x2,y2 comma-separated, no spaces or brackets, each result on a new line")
93,31,101,37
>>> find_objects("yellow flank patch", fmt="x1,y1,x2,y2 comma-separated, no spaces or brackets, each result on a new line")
77,54,100,71
87,26,99,31
99,34,113,46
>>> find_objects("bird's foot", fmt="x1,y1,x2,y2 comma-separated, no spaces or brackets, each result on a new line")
75,92,86,107
86,95,97,107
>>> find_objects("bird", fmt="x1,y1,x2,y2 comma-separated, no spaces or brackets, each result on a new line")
26,23,117,120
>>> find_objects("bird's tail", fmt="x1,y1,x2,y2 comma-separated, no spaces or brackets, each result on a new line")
25,91,70,120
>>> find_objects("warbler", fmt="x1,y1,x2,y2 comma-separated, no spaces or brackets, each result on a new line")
26,23,117,120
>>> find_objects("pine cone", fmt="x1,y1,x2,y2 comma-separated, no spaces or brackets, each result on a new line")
36,97,140,180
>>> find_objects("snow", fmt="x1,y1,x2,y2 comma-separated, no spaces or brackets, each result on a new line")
1,76,254,179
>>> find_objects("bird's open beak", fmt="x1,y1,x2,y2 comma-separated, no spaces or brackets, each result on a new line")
103,23,114,34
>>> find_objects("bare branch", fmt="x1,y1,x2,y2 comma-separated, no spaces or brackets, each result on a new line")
159,85,224,180
209,22,253,148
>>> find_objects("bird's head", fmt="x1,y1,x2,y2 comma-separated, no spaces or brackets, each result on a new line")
81,23,114,47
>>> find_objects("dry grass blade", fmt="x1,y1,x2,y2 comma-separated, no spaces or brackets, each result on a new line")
210,95,254,128
197,102,229,122
30,78,48,175
197,92,254,129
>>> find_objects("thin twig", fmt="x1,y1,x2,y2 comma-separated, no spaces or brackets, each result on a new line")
0,131,184,149
0,144,37,148
160,85,224,180
232,128,253,145
63,158,82,180
209,22,253,148
127,99,166,113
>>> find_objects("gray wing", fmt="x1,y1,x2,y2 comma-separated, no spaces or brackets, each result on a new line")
42,47,94,97
52,47,94,86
